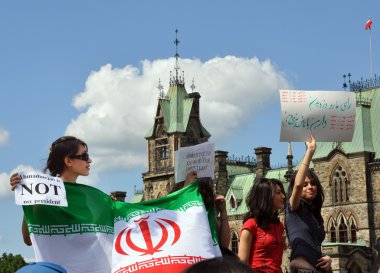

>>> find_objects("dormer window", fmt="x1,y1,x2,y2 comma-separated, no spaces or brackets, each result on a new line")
230,195,236,210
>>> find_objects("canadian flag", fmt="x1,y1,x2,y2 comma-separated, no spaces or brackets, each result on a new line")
365,19,373,30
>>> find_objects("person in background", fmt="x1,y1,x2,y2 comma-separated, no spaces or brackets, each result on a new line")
10,136,92,246
238,177,286,273
170,170,231,250
285,135,332,273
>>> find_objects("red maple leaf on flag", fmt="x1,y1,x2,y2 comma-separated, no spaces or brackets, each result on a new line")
365,19,373,30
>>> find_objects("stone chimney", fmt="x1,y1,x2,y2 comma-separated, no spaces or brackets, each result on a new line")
254,147,272,178
188,92,200,117
110,191,127,202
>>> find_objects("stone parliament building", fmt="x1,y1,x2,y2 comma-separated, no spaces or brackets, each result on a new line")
128,45,380,272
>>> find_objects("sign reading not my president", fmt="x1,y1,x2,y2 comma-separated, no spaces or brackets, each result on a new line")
14,171,67,207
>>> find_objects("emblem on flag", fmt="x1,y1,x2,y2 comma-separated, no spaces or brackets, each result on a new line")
115,216,181,256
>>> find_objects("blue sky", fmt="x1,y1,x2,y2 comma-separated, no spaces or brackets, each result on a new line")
0,0,378,261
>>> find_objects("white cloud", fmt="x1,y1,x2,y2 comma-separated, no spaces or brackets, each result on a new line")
0,165,36,198
0,128,10,146
66,56,291,172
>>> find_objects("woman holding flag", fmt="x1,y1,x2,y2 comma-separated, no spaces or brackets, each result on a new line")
11,137,226,273
10,136,93,246
238,177,286,273
9,136,113,273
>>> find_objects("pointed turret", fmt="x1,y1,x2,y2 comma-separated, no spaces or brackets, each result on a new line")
143,30,211,200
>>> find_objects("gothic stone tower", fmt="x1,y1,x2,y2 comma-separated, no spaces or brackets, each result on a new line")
142,33,211,200
142,84,211,200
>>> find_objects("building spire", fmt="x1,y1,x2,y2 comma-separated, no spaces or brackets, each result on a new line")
170,29,184,86
285,142,294,182
157,78,164,99
287,141,293,156
174,29,180,82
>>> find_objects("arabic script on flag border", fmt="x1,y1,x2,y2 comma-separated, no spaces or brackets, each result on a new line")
23,183,114,273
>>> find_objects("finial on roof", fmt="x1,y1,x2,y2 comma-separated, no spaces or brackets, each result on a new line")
157,78,164,99
170,29,185,86
174,29,180,82
342,73,352,91
190,78,196,92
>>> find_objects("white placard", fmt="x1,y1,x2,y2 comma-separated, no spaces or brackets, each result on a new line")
174,142,215,182
14,172,68,206
280,90,356,142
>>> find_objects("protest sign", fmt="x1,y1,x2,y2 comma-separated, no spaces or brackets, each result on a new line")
15,172,67,207
174,142,215,182
280,90,356,142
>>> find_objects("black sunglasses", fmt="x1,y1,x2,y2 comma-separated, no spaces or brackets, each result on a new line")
69,152,90,161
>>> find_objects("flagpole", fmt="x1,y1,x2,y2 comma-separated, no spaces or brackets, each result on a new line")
369,28,373,78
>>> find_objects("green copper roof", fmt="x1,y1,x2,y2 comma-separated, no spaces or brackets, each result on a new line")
314,88,380,159
265,167,289,192
145,84,211,138
226,164,255,177
225,168,289,216
128,193,143,203
225,173,256,216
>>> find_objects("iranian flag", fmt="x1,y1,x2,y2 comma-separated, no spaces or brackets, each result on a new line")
112,182,221,273
23,182,220,273
23,183,114,273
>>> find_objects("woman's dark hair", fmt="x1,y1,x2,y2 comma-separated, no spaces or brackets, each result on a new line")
181,256,254,273
287,169,324,221
44,136,87,177
243,178,285,230
170,177,215,211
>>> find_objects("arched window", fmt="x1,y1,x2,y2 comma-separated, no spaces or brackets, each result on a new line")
348,216,358,243
351,222,357,243
331,165,350,204
231,231,239,254
330,225,336,243
328,218,337,243
339,219,348,243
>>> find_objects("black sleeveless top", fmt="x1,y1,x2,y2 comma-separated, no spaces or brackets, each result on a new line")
285,199,325,267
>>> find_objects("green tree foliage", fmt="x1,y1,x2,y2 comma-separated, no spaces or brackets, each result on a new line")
0,252,27,273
